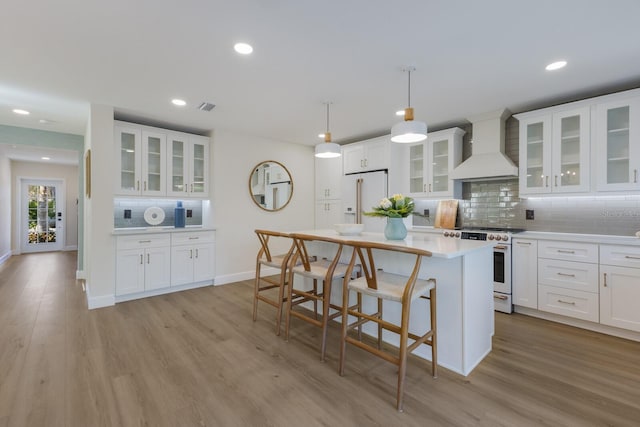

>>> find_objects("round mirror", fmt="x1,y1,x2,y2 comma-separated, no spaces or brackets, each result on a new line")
249,160,293,211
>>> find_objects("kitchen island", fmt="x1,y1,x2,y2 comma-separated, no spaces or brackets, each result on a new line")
287,229,495,376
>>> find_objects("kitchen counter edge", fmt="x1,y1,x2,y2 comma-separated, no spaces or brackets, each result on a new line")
112,227,216,236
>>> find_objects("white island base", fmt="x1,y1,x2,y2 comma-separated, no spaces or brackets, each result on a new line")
293,231,495,376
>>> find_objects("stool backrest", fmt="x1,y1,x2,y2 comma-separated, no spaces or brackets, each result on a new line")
255,229,295,264
289,233,344,274
344,240,432,301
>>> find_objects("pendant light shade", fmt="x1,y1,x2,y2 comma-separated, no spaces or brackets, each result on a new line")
391,67,428,143
315,102,341,158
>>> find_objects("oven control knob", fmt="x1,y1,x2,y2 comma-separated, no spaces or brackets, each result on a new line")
488,235,495,240
455,232,460,238
443,231,449,237
502,235,509,241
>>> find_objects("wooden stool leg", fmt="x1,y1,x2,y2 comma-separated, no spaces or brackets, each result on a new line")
377,297,383,350
430,286,438,378
313,279,319,320
274,268,287,336
253,262,261,321
284,269,295,342
357,292,363,341
320,278,331,362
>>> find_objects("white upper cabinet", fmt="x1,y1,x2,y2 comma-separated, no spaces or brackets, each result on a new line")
343,136,390,174
406,127,463,198
595,96,640,191
115,121,209,198
315,155,342,200
517,107,590,195
167,133,210,198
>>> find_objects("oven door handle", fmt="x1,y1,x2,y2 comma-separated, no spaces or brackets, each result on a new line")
494,245,508,250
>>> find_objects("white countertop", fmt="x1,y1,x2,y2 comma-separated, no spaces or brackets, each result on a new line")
112,226,216,236
294,229,494,259
515,231,640,246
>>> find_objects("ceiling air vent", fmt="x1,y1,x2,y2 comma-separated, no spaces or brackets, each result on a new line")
197,102,216,112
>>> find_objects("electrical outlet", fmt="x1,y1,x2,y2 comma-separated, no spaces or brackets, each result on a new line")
186,209,193,218
423,209,430,217
124,209,132,219
526,209,534,220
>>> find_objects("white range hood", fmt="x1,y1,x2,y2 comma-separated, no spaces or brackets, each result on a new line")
450,109,518,180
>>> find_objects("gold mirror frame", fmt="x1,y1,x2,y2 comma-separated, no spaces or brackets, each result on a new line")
249,160,293,212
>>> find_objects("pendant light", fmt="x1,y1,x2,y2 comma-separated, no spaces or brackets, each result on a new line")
391,67,428,143
315,102,341,158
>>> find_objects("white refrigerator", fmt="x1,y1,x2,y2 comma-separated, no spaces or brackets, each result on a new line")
342,170,388,233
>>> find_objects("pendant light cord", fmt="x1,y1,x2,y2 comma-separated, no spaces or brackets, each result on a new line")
326,103,330,133
407,69,411,108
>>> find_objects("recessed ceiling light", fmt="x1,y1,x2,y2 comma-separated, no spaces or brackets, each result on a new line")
395,110,405,116
234,42,253,55
13,109,30,115
171,99,187,106
545,60,567,71
41,157,50,160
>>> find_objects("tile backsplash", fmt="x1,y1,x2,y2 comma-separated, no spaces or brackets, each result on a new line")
114,198,203,228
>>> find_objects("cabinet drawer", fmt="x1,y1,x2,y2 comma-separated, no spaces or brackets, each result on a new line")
171,230,215,246
117,234,171,250
538,285,599,322
538,259,598,293
600,245,640,268
538,240,598,263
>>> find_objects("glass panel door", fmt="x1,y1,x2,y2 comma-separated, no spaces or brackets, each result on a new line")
170,137,187,194
22,180,64,253
146,136,162,192
409,144,424,193
526,122,545,189
430,139,449,192
120,131,137,192
559,115,581,187
191,142,205,194
606,106,630,184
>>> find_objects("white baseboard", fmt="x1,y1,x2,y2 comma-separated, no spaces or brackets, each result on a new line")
64,245,78,251
214,268,270,286
0,251,11,266
76,270,86,280
87,293,115,309
115,280,214,303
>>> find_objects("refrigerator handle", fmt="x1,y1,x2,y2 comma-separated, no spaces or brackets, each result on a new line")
356,178,363,224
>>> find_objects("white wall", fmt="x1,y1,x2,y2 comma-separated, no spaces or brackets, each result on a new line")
10,161,79,252
0,147,11,263
211,129,315,284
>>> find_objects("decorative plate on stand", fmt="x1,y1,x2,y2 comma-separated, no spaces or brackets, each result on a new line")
143,207,165,226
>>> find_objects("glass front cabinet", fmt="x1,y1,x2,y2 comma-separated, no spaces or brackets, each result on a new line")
167,133,209,198
516,107,590,195
596,97,640,191
407,127,464,198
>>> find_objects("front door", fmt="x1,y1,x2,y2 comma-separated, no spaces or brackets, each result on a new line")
21,179,65,253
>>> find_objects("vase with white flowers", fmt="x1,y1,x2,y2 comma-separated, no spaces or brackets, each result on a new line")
363,194,415,240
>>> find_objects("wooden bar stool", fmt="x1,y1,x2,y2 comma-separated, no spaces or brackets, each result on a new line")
285,233,350,362
338,240,437,412
253,229,297,335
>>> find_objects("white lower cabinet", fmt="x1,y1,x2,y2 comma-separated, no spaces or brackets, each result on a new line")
171,231,215,286
116,234,171,296
315,200,343,229
512,238,538,309
600,245,640,332
537,285,599,322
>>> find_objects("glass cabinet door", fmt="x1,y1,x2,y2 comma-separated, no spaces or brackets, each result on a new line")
168,134,188,196
430,138,449,193
552,107,589,193
519,117,550,194
189,136,209,196
596,98,639,191
408,143,424,194
141,131,166,196
115,126,141,195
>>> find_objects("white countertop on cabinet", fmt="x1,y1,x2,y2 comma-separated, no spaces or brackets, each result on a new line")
112,227,216,236
516,231,640,246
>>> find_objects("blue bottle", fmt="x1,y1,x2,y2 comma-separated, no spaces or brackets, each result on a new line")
174,201,186,228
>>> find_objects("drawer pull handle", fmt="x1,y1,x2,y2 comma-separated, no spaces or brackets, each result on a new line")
138,240,151,243
557,272,576,277
147,253,150,264
557,250,575,254
189,237,199,240
624,255,640,260
516,242,531,246
140,254,143,265
603,272,607,287
557,299,576,305
494,295,508,301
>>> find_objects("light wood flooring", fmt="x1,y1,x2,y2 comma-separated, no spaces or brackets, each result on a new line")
1,251,640,426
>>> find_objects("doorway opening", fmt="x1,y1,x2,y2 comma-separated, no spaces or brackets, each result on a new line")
20,179,65,253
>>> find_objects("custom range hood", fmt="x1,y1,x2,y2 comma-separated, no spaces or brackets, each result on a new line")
450,109,518,180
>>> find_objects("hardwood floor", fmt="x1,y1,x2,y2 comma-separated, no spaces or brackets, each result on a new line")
1,251,640,426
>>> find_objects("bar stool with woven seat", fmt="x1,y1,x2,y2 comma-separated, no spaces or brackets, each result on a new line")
338,239,437,412
285,233,350,362
253,229,298,335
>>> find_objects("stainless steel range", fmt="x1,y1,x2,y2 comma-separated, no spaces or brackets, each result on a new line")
442,228,523,313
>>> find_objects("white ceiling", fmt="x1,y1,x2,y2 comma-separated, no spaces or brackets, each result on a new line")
2,0,640,158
